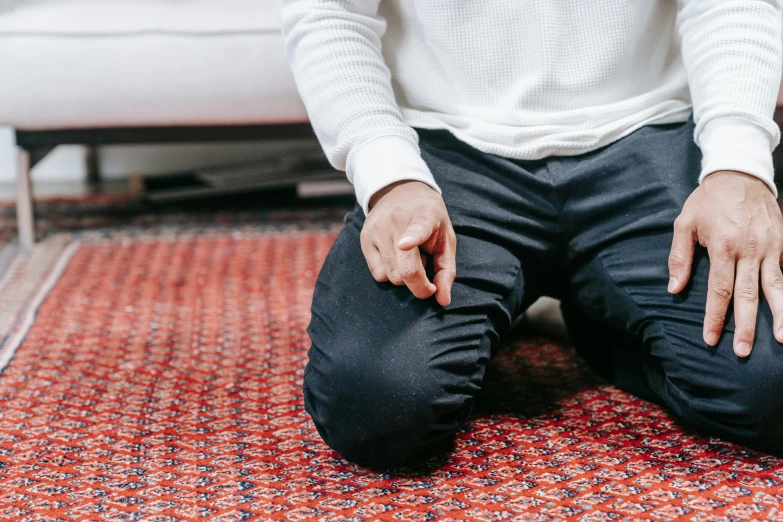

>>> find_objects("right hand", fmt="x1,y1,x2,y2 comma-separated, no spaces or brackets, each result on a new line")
361,180,457,306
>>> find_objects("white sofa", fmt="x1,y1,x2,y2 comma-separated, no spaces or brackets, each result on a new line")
0,0,308,248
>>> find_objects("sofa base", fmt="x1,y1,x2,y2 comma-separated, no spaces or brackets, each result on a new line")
13,123,315,248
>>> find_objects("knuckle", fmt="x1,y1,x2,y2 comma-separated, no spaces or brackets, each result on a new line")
361,225,379,243
736,288,759,303
367,259,383,275
390,208,407,226
709,283,733,301
418,210,437,224
412,221,434,238
706,313,726,327
743,234,760,257
668,250,687,269
768,273,783,290
399,263,419,280
360,240,374,255
718,236,738,257
673,216,692,233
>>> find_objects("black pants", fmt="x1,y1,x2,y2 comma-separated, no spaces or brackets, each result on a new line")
304,120,783,468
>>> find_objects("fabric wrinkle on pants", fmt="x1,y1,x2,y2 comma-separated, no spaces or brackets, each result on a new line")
304,119,783,469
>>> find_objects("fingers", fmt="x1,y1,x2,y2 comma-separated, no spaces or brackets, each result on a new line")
395,215,438,298
732,259,759,357
382,246,404,286
432,228,457,306
396,214,457,303
668,216,695,294
360,182,456,305
704,253,735,347
762,257,783,344
432,266,456,307
360,236,388,282
396,244,436,299
674,177,783,356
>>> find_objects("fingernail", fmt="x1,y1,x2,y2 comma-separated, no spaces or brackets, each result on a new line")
777,327,783,343
398,236,413,247
735,342,751,357
668,277,679,293
705,331,719,346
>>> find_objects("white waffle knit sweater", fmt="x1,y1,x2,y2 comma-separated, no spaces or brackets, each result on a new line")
278,0,783,213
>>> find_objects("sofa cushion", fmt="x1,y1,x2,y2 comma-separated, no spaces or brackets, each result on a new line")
0,0,283,34
0,0,307,130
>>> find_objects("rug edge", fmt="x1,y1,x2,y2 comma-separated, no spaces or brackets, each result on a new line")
0,240,81,374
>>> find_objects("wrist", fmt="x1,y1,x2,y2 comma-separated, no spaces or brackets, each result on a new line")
368,180,433,211
701,170,777,197
698,119,778,198
347,135,441,215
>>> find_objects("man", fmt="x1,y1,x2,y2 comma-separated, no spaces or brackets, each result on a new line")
278,0,783,468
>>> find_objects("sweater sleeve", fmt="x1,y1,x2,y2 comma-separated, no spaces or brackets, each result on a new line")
276,0,440,213
677,0,783,196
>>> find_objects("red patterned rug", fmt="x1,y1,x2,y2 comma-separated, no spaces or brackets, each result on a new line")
2,209,783,520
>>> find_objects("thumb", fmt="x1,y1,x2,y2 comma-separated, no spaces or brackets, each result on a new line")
398,217,436,250
668,216,695,294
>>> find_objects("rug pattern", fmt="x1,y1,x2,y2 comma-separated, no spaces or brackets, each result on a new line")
1,226,783,521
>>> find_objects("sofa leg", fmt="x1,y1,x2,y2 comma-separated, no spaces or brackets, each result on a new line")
86,145,102,190
16,150,34,250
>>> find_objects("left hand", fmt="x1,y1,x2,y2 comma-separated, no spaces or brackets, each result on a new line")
668,170,783,358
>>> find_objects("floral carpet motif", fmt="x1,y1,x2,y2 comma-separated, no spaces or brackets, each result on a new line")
1,210,783,520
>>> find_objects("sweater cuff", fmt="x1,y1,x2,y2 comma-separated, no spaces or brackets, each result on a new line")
698,118,778,197
347,136,441,215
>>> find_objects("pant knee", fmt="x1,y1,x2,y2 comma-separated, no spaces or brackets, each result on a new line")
731,364,783,454
302,345,472,468
304,404,439,469
665,339,783,455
